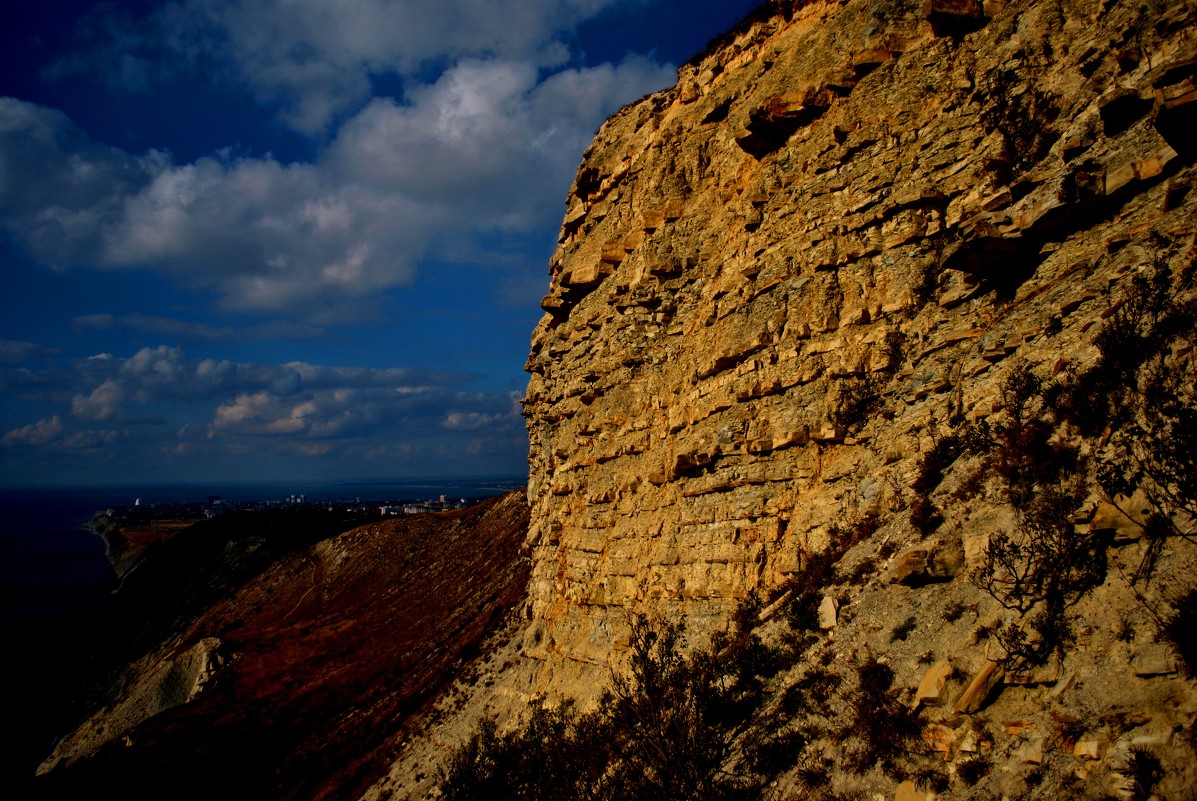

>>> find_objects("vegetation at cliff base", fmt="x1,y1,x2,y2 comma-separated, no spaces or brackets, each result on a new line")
440,613,781,801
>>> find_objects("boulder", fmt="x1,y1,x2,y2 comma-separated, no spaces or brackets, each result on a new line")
915,659,955,706
952,661,1004,713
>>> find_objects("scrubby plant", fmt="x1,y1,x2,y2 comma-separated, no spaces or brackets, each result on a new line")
441,613,791,801
781,666,841,716
831,375,884,433
973,473,1104,668
1124,747,1164,801
987,365,1079,509
955,754,991,786
840,658,921,773
1063,260,1197,520
747,726,809,776
943,601,968,623
909,760,950,793
603,616,764,801
440,698,607,801
908,423,988,534
793,748,832,789
909,495,942,536
979,66,1060,174
883,329,908,371
966,365,1106,670
783,513,879,630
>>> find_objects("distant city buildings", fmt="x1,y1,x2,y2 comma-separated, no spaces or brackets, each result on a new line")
96,492,475,527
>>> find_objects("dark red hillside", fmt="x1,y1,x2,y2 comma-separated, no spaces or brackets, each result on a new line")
35,490,530,801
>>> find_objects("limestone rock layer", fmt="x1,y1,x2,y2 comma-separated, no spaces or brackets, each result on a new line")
522,0,1197,672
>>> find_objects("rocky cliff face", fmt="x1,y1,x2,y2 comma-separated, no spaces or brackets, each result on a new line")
521,0,1196,681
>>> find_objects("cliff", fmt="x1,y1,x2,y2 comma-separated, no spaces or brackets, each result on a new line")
522,0,1195,673
376,0,1197,798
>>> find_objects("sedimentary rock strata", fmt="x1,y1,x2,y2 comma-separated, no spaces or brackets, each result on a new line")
522,0,1197,679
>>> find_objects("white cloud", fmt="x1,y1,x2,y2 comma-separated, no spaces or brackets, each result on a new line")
2,48,674,320
1,344,526,478
71,379,125,421
153,0,622,133
0,98,149,267
51,0,624,135
2,416,64,446
329,55,673,217
62,428,123,450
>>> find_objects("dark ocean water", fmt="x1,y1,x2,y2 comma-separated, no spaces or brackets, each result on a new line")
0,477,523,791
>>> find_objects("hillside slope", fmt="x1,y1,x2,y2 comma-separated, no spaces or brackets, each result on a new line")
35,491,530,801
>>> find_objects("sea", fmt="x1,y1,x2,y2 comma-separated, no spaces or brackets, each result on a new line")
0,477,523,790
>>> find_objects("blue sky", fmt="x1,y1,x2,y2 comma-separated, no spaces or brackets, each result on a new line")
0,0,762,486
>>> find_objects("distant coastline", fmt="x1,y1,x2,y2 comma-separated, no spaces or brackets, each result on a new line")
0,476,525,792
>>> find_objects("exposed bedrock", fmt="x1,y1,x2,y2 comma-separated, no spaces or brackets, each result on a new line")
522,0,1197,688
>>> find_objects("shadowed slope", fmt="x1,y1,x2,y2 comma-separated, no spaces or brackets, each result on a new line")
36,490,530,801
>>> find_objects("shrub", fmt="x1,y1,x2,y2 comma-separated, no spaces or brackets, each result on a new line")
955,755,990,786
440,613,792,801
840,658,921,772
967,364,1106,670
440,699,607,801
908,425,987,534
1057,259,1197,593
792,748,832,789
980,66,1060,174
781,666,841,716
831,375,884,434
973,475,1104,670
747,727,809,776
883,330,908,371
1124,746,1164,801
988,366,1079,509
943,601,968,623
910,761,950,793
783,514,879,629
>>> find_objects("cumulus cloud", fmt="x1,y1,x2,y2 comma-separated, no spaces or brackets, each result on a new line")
1,344,524,479
0,0,679,482
329,55,673,216
71,379,125,421
64,0,623,134
3,416,64,446
1,48,672,319
0,98,151,267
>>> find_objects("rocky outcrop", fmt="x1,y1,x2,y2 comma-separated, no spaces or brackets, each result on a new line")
522,0,1197,692
38,636,229,776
